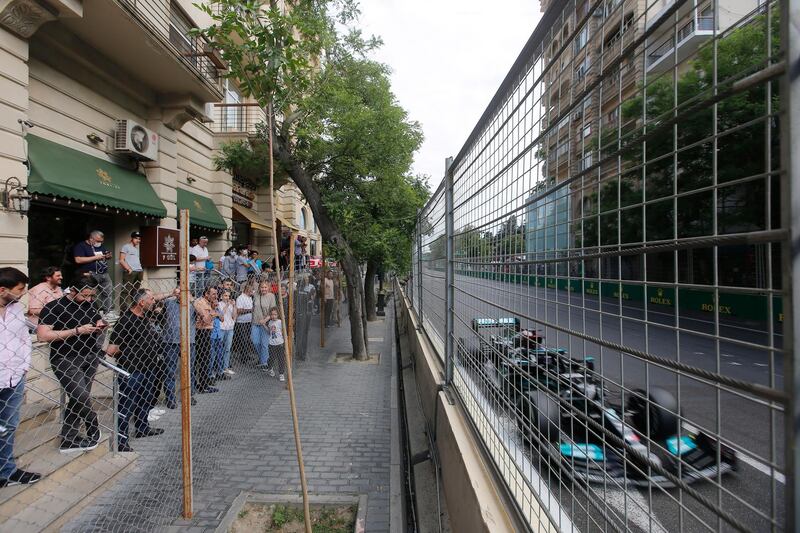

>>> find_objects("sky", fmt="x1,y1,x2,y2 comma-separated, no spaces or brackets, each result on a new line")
358,1,543,190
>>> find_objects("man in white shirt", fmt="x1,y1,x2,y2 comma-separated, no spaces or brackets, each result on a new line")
119,231,143,310
324,271,335,327
234,284,254,363
0,268,41,486
189,236,210,295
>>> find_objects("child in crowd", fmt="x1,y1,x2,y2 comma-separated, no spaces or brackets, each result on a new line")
265,306,286,382
216,289,237,378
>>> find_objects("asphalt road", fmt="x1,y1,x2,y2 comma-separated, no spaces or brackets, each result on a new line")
418,270,786,532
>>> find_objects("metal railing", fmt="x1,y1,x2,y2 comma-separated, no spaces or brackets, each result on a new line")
409,0,792,531
208,103,267,135
116,0,223,91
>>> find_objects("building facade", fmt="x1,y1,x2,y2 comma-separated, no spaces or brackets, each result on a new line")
530,0,761,283
0,0,320,286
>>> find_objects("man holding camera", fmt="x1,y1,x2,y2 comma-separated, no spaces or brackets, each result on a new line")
37,276,107,453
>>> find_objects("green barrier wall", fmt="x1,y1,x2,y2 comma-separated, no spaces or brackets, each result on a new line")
453,269,783,323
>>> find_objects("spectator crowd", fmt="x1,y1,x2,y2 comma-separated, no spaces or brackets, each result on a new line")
0,229,339,488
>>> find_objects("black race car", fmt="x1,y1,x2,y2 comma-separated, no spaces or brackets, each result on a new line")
467,317,737,487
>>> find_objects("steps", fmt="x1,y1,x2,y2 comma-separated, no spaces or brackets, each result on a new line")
0,381,136,531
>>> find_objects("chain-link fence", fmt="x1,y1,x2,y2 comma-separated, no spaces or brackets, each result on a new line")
409,0,793,531
0,251,321,530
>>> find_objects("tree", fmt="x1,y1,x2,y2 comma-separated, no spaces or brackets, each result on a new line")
580,10,780,283
199,0,420,359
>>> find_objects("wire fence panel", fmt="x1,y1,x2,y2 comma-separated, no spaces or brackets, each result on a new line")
408,0,792,531
0,254,320,530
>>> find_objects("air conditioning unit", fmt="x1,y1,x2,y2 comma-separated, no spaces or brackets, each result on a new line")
114,119,159,161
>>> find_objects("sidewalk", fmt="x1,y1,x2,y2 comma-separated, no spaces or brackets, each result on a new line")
61,303,394,532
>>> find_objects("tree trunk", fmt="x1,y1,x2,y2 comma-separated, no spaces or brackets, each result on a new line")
364,259,378,321
272,132,370,360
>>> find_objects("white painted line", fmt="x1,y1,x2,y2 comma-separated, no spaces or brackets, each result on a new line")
738,453,786,484
753,363,768,367
693,351,705,355
728,362,742,366
721,353,735,358
604,489,669,533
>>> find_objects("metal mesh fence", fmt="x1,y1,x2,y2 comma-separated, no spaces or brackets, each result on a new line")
0,255,321,530
410,0,792,531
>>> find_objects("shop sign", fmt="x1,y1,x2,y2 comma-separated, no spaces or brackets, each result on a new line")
140,226,181,267
233,180,256,209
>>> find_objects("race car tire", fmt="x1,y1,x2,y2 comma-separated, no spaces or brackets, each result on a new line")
515,389,561,444
627,387,679,441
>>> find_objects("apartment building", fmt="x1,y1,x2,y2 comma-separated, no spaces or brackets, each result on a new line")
0,0,320,282
528,0,759,280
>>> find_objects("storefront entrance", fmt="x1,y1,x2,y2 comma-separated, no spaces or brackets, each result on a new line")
28,202,115,282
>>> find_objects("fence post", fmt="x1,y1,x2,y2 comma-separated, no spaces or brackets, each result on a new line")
784,0,799,528
178,208,193,519
416,209,423,325
110,374,118,453
320,246,326,347
444,160,455,385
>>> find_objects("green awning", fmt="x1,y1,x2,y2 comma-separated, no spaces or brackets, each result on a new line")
26,135,167,218
177,188,227,231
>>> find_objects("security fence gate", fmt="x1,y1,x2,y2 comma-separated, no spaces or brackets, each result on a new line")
410,0,796,531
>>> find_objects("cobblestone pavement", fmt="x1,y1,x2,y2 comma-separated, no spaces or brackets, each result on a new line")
62,303,393,532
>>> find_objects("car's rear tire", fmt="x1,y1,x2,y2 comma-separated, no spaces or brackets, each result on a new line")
515,389,561,444
627,387,679,441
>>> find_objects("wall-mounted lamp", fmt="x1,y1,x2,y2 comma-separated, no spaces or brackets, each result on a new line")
1,177,31,218
227,225,238,242
87,133,104,144
187,176,197,184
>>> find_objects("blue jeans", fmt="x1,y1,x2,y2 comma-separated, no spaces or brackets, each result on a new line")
251,324,270,366
164,343,179,404
0,379,24,478
118,371,154,445
220,329,234,371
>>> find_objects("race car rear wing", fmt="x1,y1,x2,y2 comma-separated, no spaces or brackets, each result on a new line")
471,317,520,331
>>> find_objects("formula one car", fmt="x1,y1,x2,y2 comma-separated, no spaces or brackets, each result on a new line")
468,317,737,487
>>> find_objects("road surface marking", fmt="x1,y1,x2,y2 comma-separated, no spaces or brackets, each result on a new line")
604,488,669,533
693,351,705,355
721,353,734,357
728,362,742,366
753,363,768,367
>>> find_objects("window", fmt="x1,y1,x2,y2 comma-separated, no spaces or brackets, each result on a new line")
574,56,590,81
223,80,241,131
574,25,589,54
310,240,317,256
169,3,196,60
298,207,307,229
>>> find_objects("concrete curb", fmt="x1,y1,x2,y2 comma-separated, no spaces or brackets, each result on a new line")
214,491,367,533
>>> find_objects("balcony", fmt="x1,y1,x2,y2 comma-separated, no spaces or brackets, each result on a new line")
646,14,714,73
57,0,225,104
209,103,267,136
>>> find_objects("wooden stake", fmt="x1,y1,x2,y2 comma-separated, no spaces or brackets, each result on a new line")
320,246,326,347
267,103,312,533
287,231,295,363
179,208,193,519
